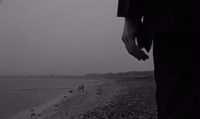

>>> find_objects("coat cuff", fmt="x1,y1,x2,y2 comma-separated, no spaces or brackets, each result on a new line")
117,0,144,21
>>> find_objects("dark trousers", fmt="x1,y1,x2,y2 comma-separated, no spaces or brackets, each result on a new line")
153,30,200,119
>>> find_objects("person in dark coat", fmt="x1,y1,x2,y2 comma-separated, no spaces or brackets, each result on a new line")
117,0,200,119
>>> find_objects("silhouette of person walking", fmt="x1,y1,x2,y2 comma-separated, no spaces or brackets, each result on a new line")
78,86,81,92
81,84,84,92
78,85,85,92
117,0,200,119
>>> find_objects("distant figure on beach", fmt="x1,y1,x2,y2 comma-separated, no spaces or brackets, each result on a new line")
78,86,81,92
117,0,200,119
81,84,84,92
78,85,85,92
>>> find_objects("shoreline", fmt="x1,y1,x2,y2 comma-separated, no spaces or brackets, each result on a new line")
4,78,103,119
4,77,157,119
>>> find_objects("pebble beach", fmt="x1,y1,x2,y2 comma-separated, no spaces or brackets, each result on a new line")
6,76,158,119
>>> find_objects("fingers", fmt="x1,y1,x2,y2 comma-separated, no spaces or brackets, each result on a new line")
129,40,149,61
122,35,149,61
130,46,149,61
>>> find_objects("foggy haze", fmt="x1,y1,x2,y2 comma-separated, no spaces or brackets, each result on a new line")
0,0,153,75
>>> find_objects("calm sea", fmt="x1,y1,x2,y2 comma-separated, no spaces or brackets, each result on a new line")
0,78,97,119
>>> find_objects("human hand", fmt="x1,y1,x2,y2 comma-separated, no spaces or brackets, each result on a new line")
122,18,149,61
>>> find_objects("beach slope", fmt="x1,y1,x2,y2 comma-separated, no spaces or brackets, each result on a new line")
9,77,157,119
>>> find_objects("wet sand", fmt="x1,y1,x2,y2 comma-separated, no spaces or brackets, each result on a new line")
5,77,157,119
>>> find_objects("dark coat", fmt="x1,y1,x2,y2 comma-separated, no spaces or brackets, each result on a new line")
117,0,200,52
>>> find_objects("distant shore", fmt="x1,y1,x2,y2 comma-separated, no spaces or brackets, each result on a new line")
0,71,154,79
5,75,157,119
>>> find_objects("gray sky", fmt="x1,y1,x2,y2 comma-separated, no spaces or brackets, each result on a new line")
0,0,153,75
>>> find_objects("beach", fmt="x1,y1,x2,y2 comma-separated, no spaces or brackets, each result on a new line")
0,78,101,119
3,76,157,119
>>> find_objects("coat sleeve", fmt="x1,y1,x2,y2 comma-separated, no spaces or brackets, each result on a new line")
117,0,144,21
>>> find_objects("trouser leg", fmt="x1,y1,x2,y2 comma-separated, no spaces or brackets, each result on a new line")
153,31,200,119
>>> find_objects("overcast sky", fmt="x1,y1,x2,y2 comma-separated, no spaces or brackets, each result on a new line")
0,0,153,75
